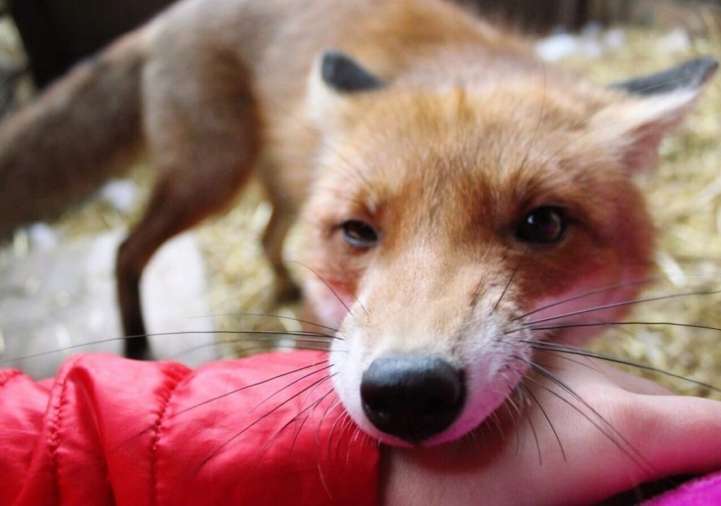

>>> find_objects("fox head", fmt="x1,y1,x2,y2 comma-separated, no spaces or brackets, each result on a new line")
300,51,718,446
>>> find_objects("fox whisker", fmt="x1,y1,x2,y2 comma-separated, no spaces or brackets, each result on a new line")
503,381,526,456
257,385,336,461
492,262,521,313
507,320,721,337
517,288,721,328
174,360,330,417
196,373,335,473
0,329,340,365
291,387,337,457
520,390,543,466
187,311,339,333
167,337,345,361
252,364,334,411
512,278,657,322
524,340,721,394
325,407,352,462
289,260,365,318
110,358,333,453
514,356,652,472
518,381,566,462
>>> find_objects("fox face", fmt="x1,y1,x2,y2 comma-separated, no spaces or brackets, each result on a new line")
299,52,717,445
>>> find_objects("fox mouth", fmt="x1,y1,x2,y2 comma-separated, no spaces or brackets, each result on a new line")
330,339,531,447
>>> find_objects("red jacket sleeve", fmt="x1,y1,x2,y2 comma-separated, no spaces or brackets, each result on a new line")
0,351,379,506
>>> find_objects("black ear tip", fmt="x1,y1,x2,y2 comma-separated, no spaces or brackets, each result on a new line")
321,50,384,93
690,56,719,85
612,55,719,96
320,51,347,82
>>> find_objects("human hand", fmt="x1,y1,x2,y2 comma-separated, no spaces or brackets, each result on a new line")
380,356,721,505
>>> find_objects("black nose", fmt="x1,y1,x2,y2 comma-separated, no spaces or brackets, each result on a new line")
360,356,465,443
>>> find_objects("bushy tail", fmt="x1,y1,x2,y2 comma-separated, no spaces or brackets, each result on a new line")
0,33,146,236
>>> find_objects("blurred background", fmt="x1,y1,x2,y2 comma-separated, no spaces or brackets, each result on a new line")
0,0,719,396
2,0,721,106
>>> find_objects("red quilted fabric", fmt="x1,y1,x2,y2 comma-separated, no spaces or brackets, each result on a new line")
0,351,379,505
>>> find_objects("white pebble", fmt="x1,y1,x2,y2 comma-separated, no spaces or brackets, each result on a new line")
536,25,628,63
536,33,580,62
603,28,626,50
26,222,59,251
657,29,691,54
99,179,138,213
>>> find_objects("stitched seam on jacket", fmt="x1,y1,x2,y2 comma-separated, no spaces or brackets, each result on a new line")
48,356,84,505
149,365,192,506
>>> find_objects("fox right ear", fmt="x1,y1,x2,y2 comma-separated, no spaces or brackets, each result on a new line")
610,57,718,97
591,56,718,173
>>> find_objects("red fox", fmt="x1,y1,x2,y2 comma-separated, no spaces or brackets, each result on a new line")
0,0,716,446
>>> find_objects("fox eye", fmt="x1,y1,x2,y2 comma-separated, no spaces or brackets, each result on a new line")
516,207,566,244
340,219,379,249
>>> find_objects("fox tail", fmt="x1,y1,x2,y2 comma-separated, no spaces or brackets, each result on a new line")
0,33,146,236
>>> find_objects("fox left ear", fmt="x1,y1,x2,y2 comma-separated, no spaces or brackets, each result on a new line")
592,57,718,173
306,51,385,130
320,51,384,92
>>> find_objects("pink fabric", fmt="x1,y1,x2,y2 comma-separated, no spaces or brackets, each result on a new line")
644,471,721,506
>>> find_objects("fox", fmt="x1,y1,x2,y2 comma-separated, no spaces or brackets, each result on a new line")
0,0,717,447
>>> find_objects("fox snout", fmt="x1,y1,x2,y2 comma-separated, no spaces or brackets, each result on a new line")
360,355,465,443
